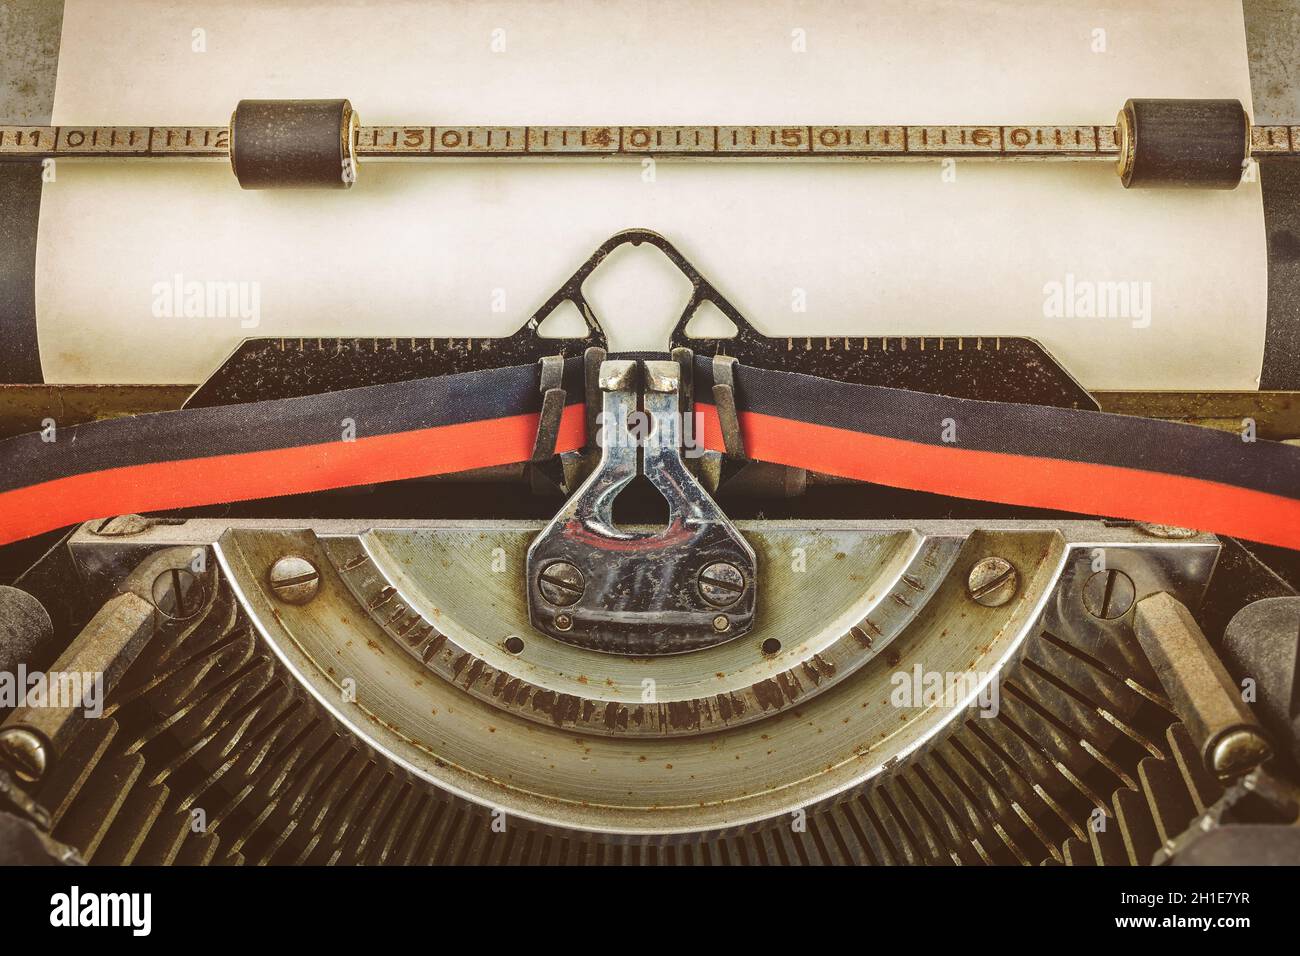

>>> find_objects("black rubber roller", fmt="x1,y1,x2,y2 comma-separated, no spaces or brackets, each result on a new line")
230,99,358,190
1117,98,1249,189
0,585,53,675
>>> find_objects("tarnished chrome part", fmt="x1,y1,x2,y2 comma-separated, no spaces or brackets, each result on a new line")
63,517,1216,838
525,360,757,654
530,354,568,462
0,729,48,785
710,355,745,459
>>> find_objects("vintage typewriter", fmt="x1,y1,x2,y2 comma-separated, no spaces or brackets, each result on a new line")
1,1,1299,870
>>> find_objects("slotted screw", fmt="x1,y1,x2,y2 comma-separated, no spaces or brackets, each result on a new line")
538,562,585,607
698,563,745,608
151,567,204,619
966,557,1019,608
268,556,321,605
1083,569,1135,620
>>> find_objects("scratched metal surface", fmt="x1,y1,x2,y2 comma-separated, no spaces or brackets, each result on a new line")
0,0,62,383
1246,0,1300,388
0,0,62,125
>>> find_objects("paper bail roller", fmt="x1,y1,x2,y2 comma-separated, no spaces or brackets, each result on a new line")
5,98,1290,193
1117,98,1249,189
229,99,358,189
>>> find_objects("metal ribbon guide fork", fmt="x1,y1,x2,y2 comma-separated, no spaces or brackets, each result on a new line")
526,359,757,655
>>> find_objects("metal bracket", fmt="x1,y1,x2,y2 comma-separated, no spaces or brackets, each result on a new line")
530,355,567,461
525,358,757,654
711,354,746,458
